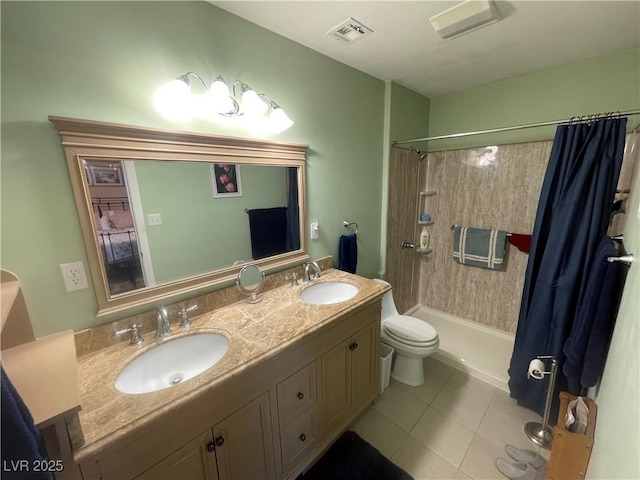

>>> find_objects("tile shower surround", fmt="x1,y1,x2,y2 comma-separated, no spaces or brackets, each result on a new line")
417,134,638,334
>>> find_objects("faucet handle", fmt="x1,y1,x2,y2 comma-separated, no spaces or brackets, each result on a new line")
285,272,299,287
178,304,198,328
115,323,144,346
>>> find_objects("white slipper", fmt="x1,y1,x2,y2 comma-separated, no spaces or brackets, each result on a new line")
505,444,547,470
495,458,538,480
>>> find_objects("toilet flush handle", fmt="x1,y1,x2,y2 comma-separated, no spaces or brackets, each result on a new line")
401,241,415,250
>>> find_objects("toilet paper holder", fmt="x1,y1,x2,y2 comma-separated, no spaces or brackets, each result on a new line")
524,355,558,450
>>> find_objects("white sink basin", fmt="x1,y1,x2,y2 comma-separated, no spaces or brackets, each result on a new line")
300,281,358,305
115,333,229,394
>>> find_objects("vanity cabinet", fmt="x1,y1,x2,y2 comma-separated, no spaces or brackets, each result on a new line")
321,322,377,434
79,300,381,480
135,393,275,480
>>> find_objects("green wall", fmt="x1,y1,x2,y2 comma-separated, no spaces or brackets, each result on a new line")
1,1,386,334
379,82,430,276
389,83,430,143
425,49,640,151
134,162,287,284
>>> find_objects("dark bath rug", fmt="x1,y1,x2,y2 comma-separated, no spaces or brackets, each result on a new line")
298,431,413,480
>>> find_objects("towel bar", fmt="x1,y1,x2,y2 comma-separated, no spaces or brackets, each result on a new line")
343,220,358,234
606,254,634,265
450,224,512,237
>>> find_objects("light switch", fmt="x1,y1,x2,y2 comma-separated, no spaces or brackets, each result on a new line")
310,218,319,239
148,213,162,226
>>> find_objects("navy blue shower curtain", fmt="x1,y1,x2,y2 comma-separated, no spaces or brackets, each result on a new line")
285,167,300,251
508,118,627,418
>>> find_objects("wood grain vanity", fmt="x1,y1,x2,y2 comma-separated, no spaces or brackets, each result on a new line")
74,270,388,480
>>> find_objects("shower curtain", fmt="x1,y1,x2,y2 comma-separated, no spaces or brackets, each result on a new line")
508,118,627,418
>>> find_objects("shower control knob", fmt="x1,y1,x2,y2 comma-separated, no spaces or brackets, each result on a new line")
401,241,415,250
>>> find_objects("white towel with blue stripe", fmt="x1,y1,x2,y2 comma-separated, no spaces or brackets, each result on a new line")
452,226,508,270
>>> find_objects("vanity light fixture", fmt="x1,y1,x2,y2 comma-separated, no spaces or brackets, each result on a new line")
154,72,294,133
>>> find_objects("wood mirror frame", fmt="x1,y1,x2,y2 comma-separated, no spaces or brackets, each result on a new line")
49,116,308,316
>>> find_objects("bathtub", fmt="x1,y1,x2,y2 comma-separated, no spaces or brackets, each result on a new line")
408,305,515,392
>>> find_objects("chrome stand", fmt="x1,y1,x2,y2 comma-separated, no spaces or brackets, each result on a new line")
524,356,557,450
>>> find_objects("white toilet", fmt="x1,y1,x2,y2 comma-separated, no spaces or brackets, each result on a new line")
374,279,439,387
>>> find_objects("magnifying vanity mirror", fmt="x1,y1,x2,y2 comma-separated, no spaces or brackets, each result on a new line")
236,264,266,303
50,116,308,315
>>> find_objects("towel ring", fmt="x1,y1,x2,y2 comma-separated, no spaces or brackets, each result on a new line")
343,221,359,235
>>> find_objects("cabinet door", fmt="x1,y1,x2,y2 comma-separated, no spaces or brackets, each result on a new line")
321,338,351,433
350,322,378,408
213,393,275,480
135,430,218,480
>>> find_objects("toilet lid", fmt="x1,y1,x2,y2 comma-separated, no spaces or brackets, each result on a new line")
383,315,438,345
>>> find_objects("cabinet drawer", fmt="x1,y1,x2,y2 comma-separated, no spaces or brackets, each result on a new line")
280,413,317,474
277,362,316,424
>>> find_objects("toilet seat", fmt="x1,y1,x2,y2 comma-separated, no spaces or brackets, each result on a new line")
382,315,438,346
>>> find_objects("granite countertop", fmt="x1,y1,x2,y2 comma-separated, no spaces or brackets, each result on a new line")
74,269,389,462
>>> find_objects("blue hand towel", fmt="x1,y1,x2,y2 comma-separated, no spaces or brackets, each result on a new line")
338,234,358,274
247,207,288,260
452,226,507,270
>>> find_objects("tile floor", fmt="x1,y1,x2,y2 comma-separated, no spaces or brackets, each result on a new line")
352,357,550,480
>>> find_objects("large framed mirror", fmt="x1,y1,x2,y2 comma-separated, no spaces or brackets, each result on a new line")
50,116,308,316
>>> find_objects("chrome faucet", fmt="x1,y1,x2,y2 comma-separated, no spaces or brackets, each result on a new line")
157,306,171,338
303,261,322,283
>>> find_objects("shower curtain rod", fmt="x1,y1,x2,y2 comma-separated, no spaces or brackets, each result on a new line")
392,109,640,145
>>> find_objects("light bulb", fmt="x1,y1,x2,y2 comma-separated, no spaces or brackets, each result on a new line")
241,84,268,117
154,76,194,121
209,75,236,115
269,105,294,133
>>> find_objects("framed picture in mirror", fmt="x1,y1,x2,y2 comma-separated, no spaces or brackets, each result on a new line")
212,164,242,198
91,165,123,186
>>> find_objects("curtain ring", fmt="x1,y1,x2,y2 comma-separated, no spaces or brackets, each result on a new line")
569,116,578,126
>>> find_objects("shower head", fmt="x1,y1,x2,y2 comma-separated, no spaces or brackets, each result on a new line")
409,146,428,161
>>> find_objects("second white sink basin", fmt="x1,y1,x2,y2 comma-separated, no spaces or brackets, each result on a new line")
115,333,229,394
300,281,358,305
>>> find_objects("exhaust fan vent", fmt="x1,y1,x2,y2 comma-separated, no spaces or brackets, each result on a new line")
326,17,373,44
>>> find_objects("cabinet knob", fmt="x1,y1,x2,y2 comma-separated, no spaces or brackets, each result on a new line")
299,433,306,442
349,342,359,351
215,436,225,447
207,441,215,452
297,392,304,400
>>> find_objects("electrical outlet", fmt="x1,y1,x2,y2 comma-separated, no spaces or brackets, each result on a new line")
60,261,89,292
148,213,162,226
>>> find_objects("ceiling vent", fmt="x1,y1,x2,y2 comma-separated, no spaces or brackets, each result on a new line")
430,0,502,39
326,17,373,45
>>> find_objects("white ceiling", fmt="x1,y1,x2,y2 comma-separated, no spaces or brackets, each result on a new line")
210,1,640,97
